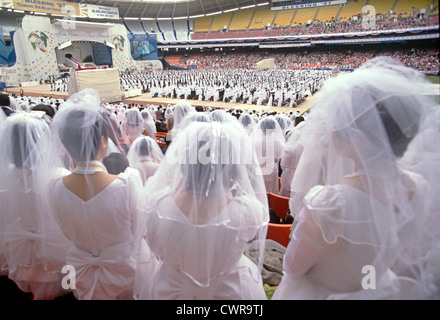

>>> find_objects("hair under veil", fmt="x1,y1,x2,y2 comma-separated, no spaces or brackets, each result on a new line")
126,136,164,184
276,57,437,299
0,112,70,299
141,121,269,299
39,88,156,300
171,101,195,139
251,116,286,194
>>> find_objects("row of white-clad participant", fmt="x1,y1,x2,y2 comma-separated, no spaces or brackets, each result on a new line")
0,56,439,300
0,90,301,300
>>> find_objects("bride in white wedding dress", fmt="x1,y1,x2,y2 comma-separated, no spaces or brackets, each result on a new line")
273,57,439,300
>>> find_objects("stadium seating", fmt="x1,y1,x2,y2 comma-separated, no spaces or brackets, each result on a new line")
291,7,318,26
272,9,295,29
266,223,292,247
229,8,255,31
338,0,368,21
194,16,213,32
210,12,234,32
368,0,394,17
393,0,433,17
248,6,276,30
314,4,341,24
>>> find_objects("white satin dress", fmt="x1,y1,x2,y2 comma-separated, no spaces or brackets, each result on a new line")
49,168,157,300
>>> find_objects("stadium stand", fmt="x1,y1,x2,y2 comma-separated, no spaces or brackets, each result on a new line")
229,8,255,31
338,0,368,21
124,20,145,35
393,0,434,17
210,12,234,32
248,6,276,30
272,9,295,29
194,16,213,32
314,3,341,24
291,7,319,26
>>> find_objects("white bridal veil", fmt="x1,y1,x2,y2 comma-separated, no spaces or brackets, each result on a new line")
141,120,269,298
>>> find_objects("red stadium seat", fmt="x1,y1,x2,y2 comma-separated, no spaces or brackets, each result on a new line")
155,132,167,139
266,223,292,247
267,192,290,221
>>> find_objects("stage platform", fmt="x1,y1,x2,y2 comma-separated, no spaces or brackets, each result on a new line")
7,84,314,115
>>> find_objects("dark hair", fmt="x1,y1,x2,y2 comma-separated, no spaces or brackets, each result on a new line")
31,104,55,119
60,109,108,163
377,100,417,158
260,117,276,134
0,93,10,107
240,114,252,127
294,116,305,127
10,117,45,169
181,125,239,195
137,138,151,157
102,152,129,175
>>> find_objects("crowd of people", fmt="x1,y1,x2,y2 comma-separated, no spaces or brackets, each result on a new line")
169,47,440,73
122,68,332,108
0,56,439,300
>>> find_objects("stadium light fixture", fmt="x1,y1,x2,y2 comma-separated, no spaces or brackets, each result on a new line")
206,11,223,16
142,0,190,2
240,5,256,10
224,8,239,13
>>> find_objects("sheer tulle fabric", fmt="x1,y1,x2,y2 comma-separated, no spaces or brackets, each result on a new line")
274,57,438,300
238,113,256,136
251,116,285,194
120,108,144,146
399,107,440,299
39,89,157,299
274,114,292,140
171,101,195,139
279,123,305,198
210,109,236,124
141,121,269,299
0,112,70,299
140,109,157,139
126,136,164,185
177,112,211,133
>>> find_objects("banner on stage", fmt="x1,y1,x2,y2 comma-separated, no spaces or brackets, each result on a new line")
87,4,119,20
11,0,80,16
271,0,347,11
2,0,118,19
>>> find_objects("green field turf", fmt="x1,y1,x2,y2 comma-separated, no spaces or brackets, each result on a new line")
427,76,440,84
426,76,440,104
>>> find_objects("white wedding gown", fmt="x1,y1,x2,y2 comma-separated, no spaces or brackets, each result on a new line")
144,189,268,300
273,170,427,300
49,168,157,300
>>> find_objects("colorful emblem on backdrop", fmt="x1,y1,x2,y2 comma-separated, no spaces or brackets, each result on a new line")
113,35,125,52
28,31,49,53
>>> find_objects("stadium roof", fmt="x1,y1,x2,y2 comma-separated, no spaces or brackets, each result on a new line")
69,0,271,20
